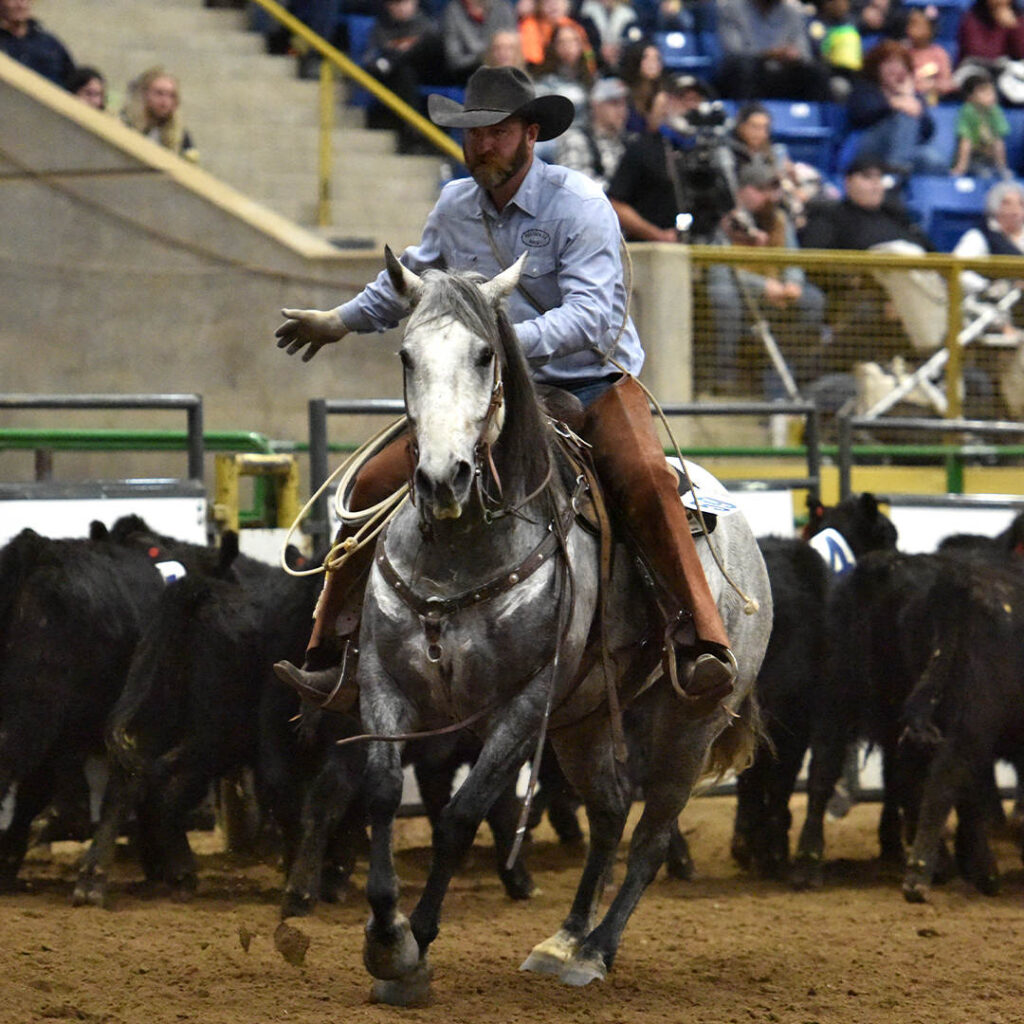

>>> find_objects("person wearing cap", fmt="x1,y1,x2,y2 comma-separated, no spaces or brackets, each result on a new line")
272,65,738,715
705,163,825,394
554,76,631,189
800,152,933,251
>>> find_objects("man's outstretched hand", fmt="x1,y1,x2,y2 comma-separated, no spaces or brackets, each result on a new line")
275,308,348,362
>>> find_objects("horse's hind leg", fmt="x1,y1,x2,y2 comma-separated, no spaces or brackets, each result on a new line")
521,725,632,977
560,713,716,986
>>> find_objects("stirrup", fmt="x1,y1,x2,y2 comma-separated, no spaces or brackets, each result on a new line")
273,644,359,713
663,635,737,717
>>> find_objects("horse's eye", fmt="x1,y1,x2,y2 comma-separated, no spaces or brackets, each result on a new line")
399,350,413,371
475,347,494,369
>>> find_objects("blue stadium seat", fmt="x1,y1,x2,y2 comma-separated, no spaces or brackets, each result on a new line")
905,174,987,251
1006,109,1024,173
757,99,836,169
654,31,714,74
928,103,959,168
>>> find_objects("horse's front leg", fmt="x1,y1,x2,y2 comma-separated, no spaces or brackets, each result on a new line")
521,716,632,978
361,690,423,1004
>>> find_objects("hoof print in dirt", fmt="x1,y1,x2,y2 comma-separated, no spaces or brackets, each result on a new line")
274,921,310,966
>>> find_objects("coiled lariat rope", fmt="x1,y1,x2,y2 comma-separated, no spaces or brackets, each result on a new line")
279,415,409,577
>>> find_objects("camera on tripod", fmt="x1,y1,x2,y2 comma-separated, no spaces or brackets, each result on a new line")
671,101,735,242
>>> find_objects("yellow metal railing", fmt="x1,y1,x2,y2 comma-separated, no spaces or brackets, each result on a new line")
688,246,1024,421
213,452,300,533
247,0,463,227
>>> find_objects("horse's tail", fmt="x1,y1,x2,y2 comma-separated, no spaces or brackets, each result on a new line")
702,692,764,783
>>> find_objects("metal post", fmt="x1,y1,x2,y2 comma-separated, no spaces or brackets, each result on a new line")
308,399,330,552
838,414,853,501
186,399,204,483
317,60,334,228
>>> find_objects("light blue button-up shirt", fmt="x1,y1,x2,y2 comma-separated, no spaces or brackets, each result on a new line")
337,157,644,386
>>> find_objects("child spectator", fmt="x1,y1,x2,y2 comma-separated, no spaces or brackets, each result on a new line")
904,6,956,103
121,67,199,162
441,0,516,84
0,0,74,85
66,66,107,111
814,0,863,74
952,71,1012,177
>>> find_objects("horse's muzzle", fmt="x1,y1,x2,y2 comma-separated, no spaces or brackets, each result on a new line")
415,460,473,520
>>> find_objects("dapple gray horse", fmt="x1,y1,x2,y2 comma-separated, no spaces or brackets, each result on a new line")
354,250,772,1003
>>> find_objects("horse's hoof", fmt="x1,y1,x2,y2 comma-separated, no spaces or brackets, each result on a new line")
369,960,433,1007
902,878,930,903
559,950,608,987
974,873,1001,897
520,931,578,975
501,868,538,901
364,914,420,981
790,856,823,891
280,890,315,920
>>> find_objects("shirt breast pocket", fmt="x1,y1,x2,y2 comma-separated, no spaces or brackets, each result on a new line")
521,251,556,282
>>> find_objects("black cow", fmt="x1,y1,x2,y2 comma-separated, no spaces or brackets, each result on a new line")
899,563,1024,901
790,549,952,888
0,520,243,887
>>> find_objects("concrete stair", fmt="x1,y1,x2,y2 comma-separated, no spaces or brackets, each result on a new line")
41,0,443,246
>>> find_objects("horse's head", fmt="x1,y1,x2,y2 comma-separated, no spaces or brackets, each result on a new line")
386,246,530,521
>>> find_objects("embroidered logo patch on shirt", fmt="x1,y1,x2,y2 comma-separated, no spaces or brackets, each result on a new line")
521,228,551,247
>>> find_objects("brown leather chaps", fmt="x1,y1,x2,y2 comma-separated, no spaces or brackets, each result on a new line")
581,375,729,648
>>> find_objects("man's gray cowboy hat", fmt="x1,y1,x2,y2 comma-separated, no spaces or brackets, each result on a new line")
428,66,575,142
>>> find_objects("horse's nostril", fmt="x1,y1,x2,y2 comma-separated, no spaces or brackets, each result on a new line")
414,467,432,501
453,460,472,494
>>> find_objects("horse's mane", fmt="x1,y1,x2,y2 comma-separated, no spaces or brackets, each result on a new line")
414,270,552,502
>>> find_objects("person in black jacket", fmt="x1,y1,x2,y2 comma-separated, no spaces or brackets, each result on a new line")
799,153,935,364
0,0,73,86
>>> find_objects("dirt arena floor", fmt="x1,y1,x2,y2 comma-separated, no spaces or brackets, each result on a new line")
5,794,1024,1024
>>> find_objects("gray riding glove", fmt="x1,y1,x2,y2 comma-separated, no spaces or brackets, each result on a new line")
275,308,349,362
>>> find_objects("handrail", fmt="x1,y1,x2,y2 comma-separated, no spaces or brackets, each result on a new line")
0,393,205,483
246,0,463,226
836,415,1024,499
0,429,275,454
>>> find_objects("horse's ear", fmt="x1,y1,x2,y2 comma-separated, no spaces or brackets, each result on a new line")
384,245,423,304
480,252,527,305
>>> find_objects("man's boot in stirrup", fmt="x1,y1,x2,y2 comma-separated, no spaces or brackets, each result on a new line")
273,540,376,713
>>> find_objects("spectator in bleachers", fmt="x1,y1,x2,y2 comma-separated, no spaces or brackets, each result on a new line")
953,179,1024,290
554,75,631,186
518,0,590,67
121,67,199,163
952,70,1012,177
720,101,792,195
847,39,947,174
617,36,664,131
578,0,638,70
706,162,826,394
534,20,597,125
606,82,686,239
656,0,696,32
0,0,74,86
957,0,1024,70
904,6,956,103
800,152,934,248
811,0,863,83
362,0,444,153
442,0,517,83
852,0,906,38
67,66,107,111
484,25,528,66
715,0,833,101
